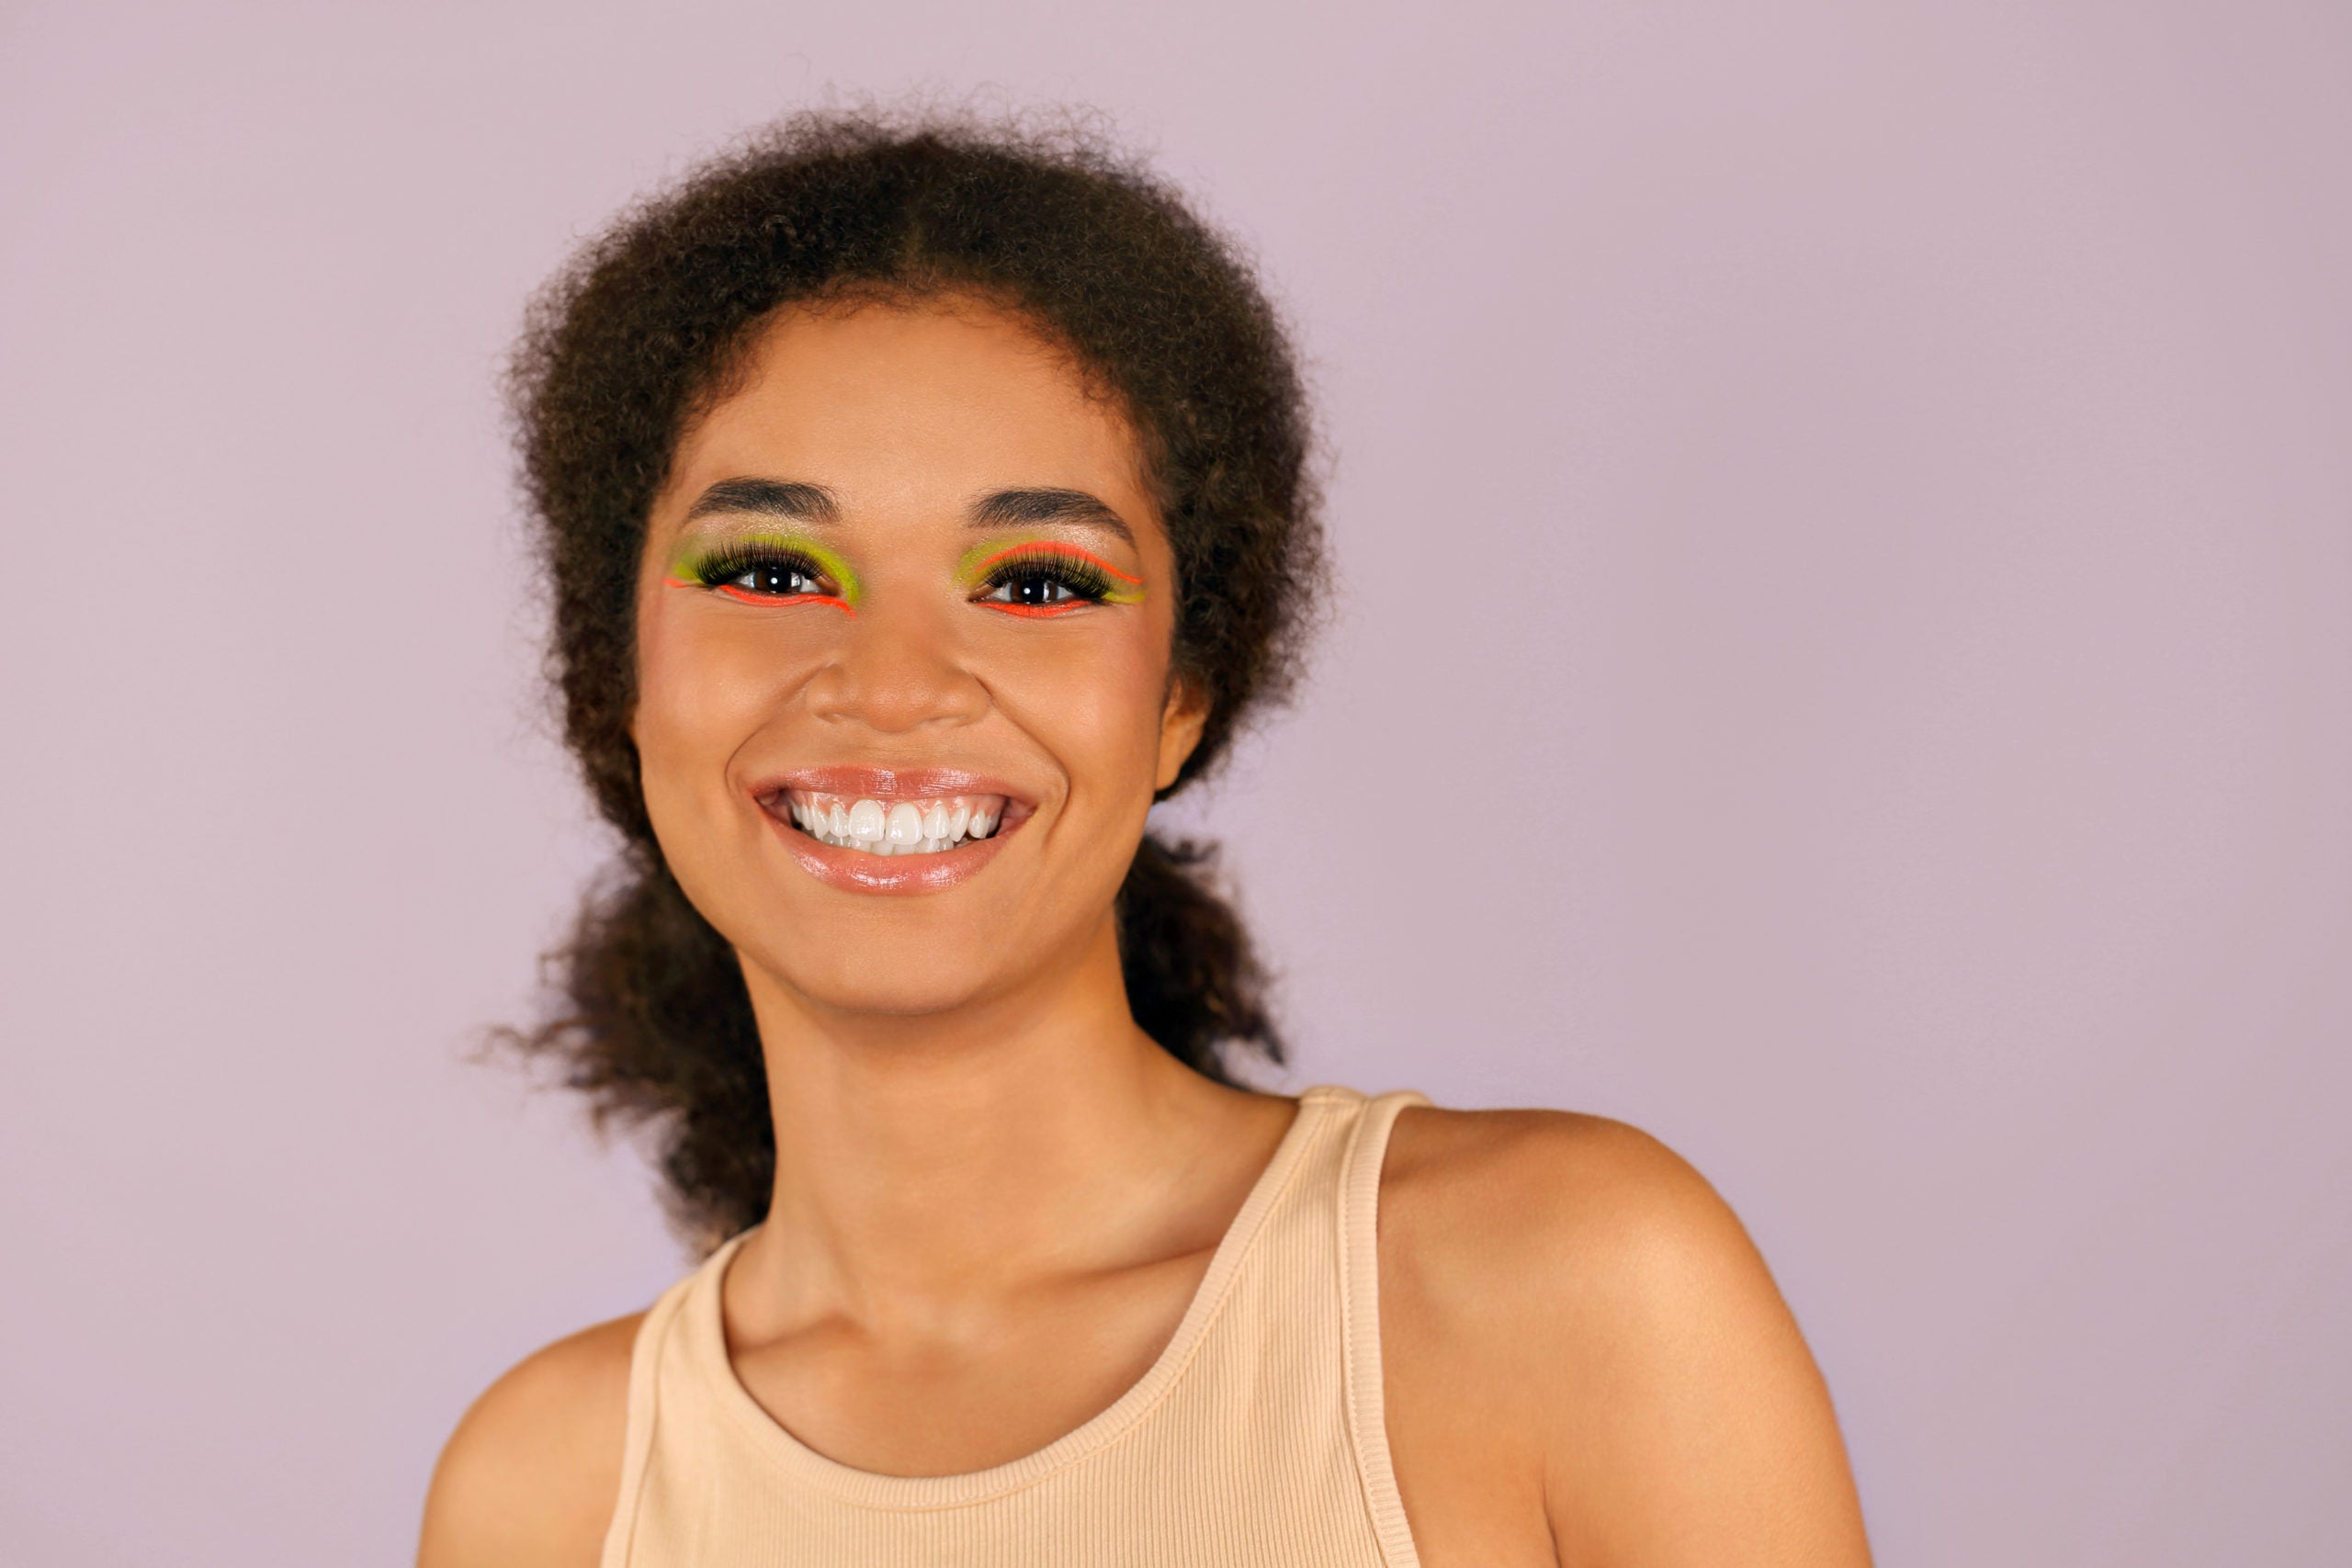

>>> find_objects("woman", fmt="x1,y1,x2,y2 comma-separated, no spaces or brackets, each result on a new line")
419,114,1871,1567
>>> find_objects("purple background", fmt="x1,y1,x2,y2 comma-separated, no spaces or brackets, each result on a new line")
3,3,2346,1562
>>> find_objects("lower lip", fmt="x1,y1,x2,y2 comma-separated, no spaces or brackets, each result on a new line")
764,805,1019,895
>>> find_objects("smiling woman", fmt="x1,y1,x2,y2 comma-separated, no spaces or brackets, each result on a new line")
416,113,1872,1568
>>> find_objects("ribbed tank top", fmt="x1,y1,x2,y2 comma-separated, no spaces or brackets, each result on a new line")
599,1085,1430,1566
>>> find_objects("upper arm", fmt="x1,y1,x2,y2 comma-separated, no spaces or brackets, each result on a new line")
1382,1111,1871,1568
1530,1125,1867,1566
415,1312,643,1568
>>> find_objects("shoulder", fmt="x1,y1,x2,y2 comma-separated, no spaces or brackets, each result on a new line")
415,1310,646,1568
1377,1107,1871,1565
1379,1106,1755,1311
1377,1107,1770,1416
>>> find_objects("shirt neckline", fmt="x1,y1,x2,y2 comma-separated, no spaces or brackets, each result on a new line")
684,1085,1351,1509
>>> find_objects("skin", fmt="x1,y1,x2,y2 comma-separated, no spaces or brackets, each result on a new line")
417,299,1872,1567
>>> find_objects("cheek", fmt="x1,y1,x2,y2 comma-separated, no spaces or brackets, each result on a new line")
993,618,1173,800
631,598,803,804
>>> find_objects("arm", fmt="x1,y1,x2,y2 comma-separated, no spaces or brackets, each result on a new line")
415,1312,642,1568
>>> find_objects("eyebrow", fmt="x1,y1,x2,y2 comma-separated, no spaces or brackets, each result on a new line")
683,477,840,525
967,488,1135,547
682,478,1134,547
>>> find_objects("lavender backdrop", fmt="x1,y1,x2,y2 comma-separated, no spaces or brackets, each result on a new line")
3,3,2345,1562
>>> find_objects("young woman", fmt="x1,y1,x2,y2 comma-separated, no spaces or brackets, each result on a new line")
418,115,1871,1567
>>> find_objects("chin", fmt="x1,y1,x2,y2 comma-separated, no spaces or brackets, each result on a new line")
787,964,997,1021
736,917,1027,1024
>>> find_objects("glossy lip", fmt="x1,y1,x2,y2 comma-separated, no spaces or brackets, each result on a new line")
752,767,1038,897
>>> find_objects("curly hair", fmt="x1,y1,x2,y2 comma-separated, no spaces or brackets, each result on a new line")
504,110,1325,1248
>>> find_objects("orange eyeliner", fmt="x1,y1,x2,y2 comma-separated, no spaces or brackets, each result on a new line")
703,581,854,613
664,531,864,612
966,539,1141,584
956,538,1147,608
987,602,1088,618
662,575,855,614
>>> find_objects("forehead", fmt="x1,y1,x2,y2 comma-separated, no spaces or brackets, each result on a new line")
664,299,1155,521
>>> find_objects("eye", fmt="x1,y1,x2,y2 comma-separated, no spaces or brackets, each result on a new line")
681,544,842,604
721,558,824,598
977,563,1107,610
970,546,1129,615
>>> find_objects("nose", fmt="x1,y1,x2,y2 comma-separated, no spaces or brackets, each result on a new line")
799,599,989,735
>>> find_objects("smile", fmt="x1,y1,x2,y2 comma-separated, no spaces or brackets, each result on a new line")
780,791,1009,856
752,769,1035,896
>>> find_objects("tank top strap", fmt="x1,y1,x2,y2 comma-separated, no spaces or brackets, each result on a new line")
1336,1087,1431,1568
599,1237,740,1568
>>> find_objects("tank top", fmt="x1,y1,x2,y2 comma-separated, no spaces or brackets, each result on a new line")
599,1084,1430,1566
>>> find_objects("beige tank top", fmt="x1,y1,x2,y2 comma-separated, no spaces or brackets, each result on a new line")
599,1084,1430,1566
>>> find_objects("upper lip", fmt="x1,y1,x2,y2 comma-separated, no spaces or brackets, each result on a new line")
747,765,1036,806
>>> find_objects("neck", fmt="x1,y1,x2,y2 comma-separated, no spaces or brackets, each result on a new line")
732,914,1264,1327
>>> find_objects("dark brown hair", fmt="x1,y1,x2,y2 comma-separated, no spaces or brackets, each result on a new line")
505,110,1324,1247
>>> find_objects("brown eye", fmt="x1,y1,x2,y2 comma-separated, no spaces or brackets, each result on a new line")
729,560,821,597
687,545,837,600
976,558,1114,610
984,570,1085,607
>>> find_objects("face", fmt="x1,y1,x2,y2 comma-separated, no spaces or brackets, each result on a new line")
630,298,1206,1020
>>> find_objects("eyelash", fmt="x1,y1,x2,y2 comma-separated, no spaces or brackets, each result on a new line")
973,547,1119,615
673,542,1129,615
684,544,842,604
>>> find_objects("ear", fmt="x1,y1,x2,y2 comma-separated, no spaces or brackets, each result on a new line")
1154,674,1211,792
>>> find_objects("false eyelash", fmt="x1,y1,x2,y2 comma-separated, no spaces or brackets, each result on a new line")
685,542,833,594
976,547,1117,604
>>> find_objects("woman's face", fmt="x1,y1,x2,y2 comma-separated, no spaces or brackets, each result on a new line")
631,298,1204,1020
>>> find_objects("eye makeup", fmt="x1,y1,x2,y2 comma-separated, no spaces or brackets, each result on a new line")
959,538,1146,618
665,530,862,614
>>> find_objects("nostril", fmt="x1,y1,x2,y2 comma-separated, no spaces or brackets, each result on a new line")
797,643,989,733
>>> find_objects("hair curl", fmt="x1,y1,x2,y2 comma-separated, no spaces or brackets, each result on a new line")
505,110,1324,1247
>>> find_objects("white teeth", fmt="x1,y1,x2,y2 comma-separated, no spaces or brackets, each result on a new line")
784,790,1012,858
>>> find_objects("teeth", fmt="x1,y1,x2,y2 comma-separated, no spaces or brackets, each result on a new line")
779,790,1014,859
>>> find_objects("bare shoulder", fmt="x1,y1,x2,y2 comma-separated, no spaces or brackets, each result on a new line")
1380,1107,1756,1312
1377,1108,1799,1399
415,1310,645,1568
1379,1108,1871,1567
